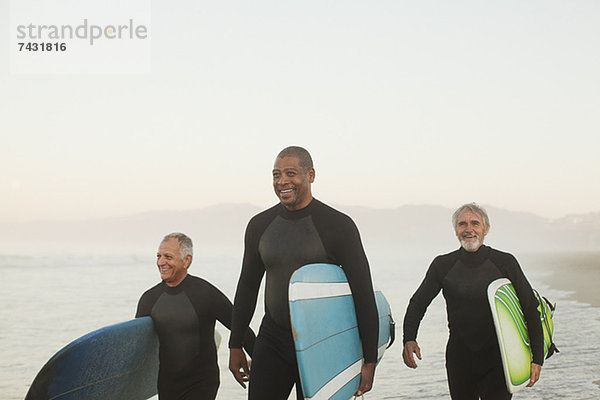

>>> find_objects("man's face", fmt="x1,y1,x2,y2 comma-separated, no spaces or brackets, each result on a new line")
272,155,315,211
156,238,190,286
455,209,489,252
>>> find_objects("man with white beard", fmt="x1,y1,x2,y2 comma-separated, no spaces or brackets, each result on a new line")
401,203,544,400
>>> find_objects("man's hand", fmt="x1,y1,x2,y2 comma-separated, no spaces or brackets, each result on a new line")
355,362,376,396
526,363,542,387
402,341,422,369
229,348,250,388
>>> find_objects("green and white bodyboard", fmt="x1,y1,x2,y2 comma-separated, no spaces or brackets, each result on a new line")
487,278,555,394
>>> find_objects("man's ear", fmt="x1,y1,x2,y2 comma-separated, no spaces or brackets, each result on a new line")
184,255,193,269
308,167,315,183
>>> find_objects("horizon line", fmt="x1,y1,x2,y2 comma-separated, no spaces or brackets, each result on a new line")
2,202,598,225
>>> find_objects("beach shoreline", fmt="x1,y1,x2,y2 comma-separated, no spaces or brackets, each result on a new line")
522,251,600,390
520,251,600,308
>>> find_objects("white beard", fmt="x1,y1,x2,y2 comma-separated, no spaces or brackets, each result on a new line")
460,237,481,252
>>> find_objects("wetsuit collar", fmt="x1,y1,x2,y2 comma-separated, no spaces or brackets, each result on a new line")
162,273,189,293
278,198,318,220
459,244,491,267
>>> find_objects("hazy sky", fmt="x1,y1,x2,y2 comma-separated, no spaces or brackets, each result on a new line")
2,1,599,222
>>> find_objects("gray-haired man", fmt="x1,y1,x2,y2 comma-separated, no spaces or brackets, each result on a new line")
136,233,255,400
402,204,543,399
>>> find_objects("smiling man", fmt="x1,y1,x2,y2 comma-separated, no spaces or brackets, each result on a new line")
228,146,379,400
136,233,255,400
401,203,544,400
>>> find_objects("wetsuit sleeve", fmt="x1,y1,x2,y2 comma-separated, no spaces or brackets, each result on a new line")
135,288,159,318
210,283,257,356
403,257,444,344
323,214,379,364
496,253,545,365
229,217,266,349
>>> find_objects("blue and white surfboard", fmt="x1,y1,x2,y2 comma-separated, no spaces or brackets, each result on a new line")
25,317,159,400
289,263,393,400
25,317,223,400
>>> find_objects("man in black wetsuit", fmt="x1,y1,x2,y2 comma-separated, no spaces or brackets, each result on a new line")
136,232,255,400
402,203,544,399
228,146,379,400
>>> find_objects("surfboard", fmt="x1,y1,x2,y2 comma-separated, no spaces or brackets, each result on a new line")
289,263,393,400
25,317,159,400
488,278,555,394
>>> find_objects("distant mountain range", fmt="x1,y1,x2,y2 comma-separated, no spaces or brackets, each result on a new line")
2,203,599,255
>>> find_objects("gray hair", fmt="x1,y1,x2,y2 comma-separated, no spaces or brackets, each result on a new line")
162,232,193,260
452,203,491,231
276,146,314,170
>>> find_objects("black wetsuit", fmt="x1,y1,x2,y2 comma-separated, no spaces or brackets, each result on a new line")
403,245,544,400
229,199,379,400
136,274,255,400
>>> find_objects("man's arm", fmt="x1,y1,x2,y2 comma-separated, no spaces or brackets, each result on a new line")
135,287,159,318
210,283,256,356
229,220,265,349
228,218,266,387
323,213,378,395
135,297,148,318
228,257,264,348
333,215,379,363
509,259,545,385
401,257,444,367
494,252,545,366
228,272,261,389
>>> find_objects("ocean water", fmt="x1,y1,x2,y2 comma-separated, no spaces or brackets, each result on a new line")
1,250,599,399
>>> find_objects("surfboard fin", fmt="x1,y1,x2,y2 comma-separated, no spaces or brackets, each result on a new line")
387,315,396,349
534,290,559,359
542,297,559,359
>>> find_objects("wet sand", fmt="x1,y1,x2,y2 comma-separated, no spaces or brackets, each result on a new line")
521,252,600,308
522,252,600,390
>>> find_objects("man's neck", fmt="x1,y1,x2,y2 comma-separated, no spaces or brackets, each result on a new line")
165,273,188,287
283,195,313,211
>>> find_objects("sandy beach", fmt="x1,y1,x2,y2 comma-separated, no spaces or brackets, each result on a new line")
521,251,600,389
521,252,600,309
